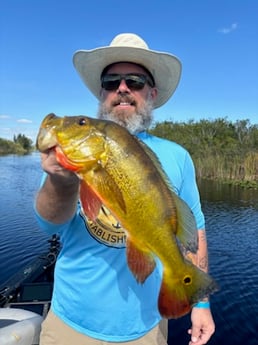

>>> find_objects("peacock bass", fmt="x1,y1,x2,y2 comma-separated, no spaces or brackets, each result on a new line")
36,113,217,319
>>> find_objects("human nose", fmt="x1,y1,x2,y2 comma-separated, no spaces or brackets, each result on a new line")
117,78,130,93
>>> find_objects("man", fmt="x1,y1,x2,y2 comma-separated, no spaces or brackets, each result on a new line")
35,33,215,345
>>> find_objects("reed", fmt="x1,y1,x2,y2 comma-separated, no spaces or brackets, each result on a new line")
150,118,258,188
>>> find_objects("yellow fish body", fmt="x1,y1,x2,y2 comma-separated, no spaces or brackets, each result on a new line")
37,113,217,318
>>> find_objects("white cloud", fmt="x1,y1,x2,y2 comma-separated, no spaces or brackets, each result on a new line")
0,115,11,119
17,118,33,123
218,22,238,34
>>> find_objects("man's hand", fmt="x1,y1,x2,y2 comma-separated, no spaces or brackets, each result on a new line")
36,149,80,223
188,307,215,344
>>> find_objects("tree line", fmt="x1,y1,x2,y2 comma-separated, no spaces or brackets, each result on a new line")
0,134,34,155
149,118,258,188
1,118,257,187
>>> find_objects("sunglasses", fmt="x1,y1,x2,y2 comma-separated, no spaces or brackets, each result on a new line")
101,73,155,91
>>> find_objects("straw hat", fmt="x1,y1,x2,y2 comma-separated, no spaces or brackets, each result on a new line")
73,33,181,108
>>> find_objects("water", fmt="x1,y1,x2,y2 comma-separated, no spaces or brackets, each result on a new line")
0,153,49,282
0,155,258,344
169,180,258,345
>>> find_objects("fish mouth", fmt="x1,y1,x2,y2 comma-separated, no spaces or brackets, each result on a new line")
36,128,58,151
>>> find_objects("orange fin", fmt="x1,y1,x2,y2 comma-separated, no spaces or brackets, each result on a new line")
158,278,191,319
79,180,102,220
158,262,218,319
126,238,156,283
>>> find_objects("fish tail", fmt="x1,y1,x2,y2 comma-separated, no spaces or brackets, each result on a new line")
158,262,218,319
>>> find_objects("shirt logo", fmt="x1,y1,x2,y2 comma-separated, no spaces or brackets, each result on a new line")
80,206,127,248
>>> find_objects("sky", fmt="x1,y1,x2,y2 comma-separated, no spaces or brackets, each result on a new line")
1,0,257,143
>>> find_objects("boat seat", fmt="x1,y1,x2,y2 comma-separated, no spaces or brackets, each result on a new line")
0,308,43,345
0,319,17,327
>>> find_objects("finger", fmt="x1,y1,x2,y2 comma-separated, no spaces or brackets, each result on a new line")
41,150,66,174
197,330,211,344
189,326,201,343
188,329,211,345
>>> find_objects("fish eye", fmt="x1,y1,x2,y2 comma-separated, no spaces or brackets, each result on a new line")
183,275,192,285
78,118,87,126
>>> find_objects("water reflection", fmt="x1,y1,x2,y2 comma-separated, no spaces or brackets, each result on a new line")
198,179,258,209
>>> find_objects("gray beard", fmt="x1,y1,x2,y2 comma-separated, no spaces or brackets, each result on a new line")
97,98,154,134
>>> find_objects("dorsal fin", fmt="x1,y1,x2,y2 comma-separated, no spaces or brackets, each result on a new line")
137,137,198,253
136,138,176,192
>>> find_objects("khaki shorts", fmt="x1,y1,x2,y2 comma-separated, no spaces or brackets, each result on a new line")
40,310,168,345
